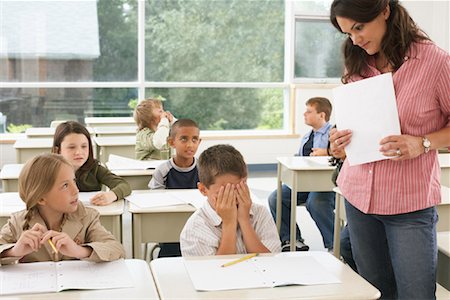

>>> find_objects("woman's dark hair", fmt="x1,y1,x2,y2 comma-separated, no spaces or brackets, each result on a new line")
52,121,97,179
330,0,429,83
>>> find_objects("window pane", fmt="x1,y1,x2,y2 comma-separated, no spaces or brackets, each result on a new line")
294,0,332,15
146,88,284,130
295,19,345,78
0,88,136,131
145,0,284,82
0,0,137,82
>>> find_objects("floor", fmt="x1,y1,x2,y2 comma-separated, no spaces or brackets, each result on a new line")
122,170,327,260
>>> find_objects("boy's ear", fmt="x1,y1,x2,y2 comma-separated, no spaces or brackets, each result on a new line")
197,182,208,196
168,137,175,147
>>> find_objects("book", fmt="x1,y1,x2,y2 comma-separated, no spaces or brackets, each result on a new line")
0,259,133,295
106,154,166,170
184,253,341,291
126,190,206,209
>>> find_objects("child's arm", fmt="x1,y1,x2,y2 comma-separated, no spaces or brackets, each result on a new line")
1,223,46,258
148,162,170,189
152,117,170,149
236,181,271,254
215,184,238,255
90,165,131,206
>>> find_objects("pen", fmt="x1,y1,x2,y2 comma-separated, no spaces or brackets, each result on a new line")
221,253,259,267
48,239,58,254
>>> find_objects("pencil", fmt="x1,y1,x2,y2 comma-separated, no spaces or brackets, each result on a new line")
48,239,58,254
221,253,259,267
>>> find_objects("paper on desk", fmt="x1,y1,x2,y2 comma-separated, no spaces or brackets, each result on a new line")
126,190,206,209
332,73,401,166
106,154,166,170
184,254,340,291
78,192,99,204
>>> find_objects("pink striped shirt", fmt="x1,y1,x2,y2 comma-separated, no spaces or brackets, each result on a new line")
337,41,450,215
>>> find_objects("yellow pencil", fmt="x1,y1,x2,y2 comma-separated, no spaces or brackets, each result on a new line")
221,253,259,268
48,239,58,254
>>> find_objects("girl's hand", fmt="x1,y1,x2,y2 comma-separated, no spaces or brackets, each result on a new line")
90,191,117,206
41,231,92,259
379,134,423,161
236,180,252,222
8,223,46,257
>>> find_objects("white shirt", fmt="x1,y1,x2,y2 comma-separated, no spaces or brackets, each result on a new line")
180,201,281,256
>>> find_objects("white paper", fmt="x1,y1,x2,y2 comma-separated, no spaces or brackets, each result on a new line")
0,260,133,296
106,154,166,170
126,190,206,209
78,191,99,204
332,73,401,166
184,254,340,291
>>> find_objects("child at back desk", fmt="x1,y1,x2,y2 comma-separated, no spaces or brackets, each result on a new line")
0,153,125,265
149,118,201,257
134,98,176,160
52,121,131,206
180,144,281,256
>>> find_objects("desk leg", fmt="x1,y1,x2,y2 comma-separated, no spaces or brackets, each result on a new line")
112,215,122,243
276,162,282,234
132,214,143,259
333,192,342,258
290,172,298,252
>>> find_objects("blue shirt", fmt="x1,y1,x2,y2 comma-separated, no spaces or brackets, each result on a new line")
297,122,332,156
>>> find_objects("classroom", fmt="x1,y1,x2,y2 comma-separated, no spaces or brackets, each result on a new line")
0,0,449,299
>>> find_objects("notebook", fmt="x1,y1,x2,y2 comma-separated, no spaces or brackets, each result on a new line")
106,154,166,170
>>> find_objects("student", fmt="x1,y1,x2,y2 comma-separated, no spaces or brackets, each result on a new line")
0,153,125,264
149,118,201,189
134,98,176,160
52,121,131,206
330,0,449,298
149,118,201,257
180,144,281,256
268,97,335,252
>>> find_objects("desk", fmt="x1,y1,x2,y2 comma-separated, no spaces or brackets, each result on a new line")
94,136,136,164
5,259,159,299
13,138,53,163
111,169,154,190
0,164,23,192
25,127,94,139
333,185,450,258
439,153,450,187
437,231,450,290
92,126,137,137
0,193,124,242
85,117,135,128
128,189,196,259
276,156,335,251
150,252,380,299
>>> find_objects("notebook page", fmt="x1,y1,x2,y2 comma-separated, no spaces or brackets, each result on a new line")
56,259,133,291
0,262,57,295
126,192,186,208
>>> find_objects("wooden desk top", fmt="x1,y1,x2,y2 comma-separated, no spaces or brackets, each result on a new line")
276,156,335,170
0,164,23,179
13,138,53,149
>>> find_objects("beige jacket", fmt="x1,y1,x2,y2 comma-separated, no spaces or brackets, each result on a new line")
0,203,125,265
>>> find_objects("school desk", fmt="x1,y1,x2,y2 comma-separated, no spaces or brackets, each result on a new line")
0,163,23,192
0,193,124,242
437,231,450,290
85,117,135,128
25,127,94,139
92,126,137,137
332,185,450,258
93,136,136,164
13,138,53,163
128,189,197,259
276,156,335,251
149,251,381,300
2,259,159,299
110,169,154,190
439,153,450,187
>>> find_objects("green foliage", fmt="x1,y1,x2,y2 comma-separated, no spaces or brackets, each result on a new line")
7,123,32,133
128,98,138,109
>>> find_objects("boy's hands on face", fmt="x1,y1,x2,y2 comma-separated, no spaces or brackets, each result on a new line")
214,183,237,225
236,180,252,222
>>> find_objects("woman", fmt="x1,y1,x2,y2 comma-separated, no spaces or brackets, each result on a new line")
329,0,449,299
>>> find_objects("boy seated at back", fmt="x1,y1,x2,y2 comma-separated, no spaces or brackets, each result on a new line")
180,144,281,256
149,118,201,257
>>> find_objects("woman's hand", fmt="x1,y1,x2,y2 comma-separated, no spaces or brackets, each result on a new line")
379,135,423,161
329,128,351,159
41,231,92,259
90,191,117,206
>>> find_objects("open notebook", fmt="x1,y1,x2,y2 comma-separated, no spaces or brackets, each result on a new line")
106,154,166,170
184,253,340,291
0,259,133,295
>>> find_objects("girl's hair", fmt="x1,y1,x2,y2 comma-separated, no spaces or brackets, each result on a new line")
330,0,430,83
19,153,72,230
52,121,97,178
133,98,163,131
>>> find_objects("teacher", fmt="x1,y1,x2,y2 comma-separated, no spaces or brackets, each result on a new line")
329,0,450,299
